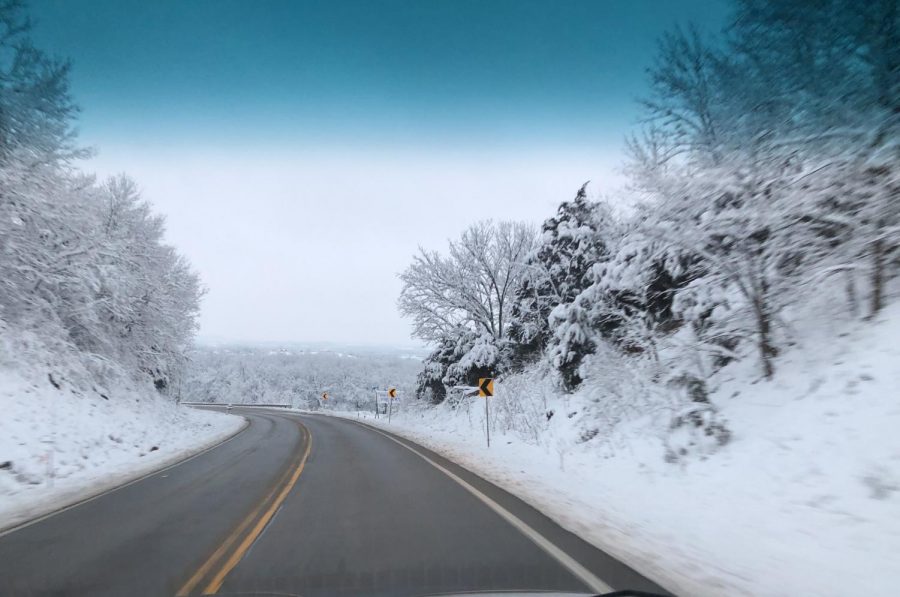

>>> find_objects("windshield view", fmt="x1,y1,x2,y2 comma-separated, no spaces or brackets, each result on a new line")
0,1,897,596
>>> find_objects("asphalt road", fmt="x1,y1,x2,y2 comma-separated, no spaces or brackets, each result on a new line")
0,409,671,597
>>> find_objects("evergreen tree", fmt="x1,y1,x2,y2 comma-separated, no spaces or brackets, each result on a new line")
507,183,611,370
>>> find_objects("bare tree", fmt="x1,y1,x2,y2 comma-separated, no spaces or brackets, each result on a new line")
398,221,537,343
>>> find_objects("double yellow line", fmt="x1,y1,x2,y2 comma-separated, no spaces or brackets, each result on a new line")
177,424,312,596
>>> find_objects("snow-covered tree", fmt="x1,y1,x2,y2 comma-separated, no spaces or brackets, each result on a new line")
0,0,83,171
507,183,612,369
398,220,536,343
0,1,203,395
399,221,536,400
625,1,900,379
725,0,900,320
395,0,898,467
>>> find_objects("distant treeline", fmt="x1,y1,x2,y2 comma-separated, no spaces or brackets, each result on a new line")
182,346,421,408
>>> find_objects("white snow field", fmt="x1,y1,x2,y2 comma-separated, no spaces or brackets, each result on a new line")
0,326,244,532
338,300,900,597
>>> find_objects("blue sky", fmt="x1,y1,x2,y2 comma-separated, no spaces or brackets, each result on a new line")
29,0,731,346
32,0,730,148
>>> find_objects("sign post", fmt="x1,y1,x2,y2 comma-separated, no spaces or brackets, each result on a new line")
373,387,379,418
478,378,494,448
387,388,397,423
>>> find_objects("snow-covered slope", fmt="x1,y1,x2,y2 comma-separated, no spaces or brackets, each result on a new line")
339,302,900,597
0,326,244,531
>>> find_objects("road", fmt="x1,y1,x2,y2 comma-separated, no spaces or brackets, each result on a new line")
0,409,670,597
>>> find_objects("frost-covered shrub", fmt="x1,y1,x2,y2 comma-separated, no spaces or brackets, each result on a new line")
664,402,731,463
548,298,596,390
576,344,675,439
445,334,499,387
489,363,557,444
416,359,447,404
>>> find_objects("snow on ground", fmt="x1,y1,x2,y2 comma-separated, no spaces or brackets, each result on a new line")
334,301,900,597
0,330,244,531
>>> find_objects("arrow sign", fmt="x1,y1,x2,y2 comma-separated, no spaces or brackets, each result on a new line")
388,388,397,399
478,378,494,397
322,392,328,400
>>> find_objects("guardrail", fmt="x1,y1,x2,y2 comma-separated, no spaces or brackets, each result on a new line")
181,402,292,408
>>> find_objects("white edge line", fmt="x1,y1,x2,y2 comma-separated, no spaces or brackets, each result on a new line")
0,415,250,539
349,419,613,594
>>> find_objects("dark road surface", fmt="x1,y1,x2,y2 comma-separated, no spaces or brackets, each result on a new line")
0,409,670,597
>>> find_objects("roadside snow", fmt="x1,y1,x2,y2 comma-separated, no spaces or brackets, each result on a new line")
334,302,900,597
0,337,244,532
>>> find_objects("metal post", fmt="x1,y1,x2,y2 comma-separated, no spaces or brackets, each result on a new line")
374,389,379,418
388,394,393,423
485,393,490,448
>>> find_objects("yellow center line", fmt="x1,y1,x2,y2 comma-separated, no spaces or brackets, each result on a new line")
175,423,312,596
175,458,295,596
201,426,312,595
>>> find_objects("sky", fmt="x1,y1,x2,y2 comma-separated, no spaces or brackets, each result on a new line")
29,0,730,347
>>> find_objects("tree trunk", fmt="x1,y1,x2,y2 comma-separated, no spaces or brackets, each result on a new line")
845,268,859,318
753,293,776,380
868,233,885,320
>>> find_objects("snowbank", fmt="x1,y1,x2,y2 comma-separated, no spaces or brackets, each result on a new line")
0,329,244,532
334,302,900,597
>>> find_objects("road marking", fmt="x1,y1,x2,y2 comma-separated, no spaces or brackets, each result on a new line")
197,425,312,595
353,421,614,594
175,424,311,596
202,428,312,593
174,461,292,596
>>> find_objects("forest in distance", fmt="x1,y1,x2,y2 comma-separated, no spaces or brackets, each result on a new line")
182,344,422,411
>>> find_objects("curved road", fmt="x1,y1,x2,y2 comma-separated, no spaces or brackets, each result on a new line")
0,409,670,597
